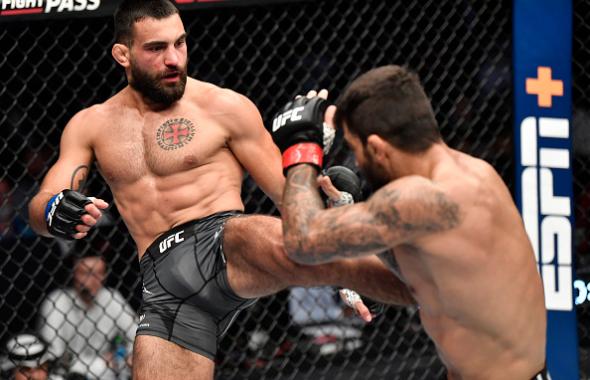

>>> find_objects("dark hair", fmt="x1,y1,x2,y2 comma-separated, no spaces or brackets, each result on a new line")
70,234,110,263
334,65,441,153
114,0,179,45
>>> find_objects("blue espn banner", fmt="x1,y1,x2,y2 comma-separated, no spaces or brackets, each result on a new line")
513,0,579,379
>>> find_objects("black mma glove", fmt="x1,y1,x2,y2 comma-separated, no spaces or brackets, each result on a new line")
45,190,93,239
271,96,327,172
322,166,362,207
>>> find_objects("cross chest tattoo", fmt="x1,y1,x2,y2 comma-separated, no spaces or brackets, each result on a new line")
156,118,196,150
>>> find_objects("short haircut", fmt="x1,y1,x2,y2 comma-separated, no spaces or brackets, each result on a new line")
114,0,179,45
334,65,442,153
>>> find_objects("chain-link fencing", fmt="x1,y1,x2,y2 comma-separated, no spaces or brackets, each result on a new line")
574,1,590,378
1,0,586,379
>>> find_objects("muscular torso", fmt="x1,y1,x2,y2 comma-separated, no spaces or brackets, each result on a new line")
89,80,247,256
383,151,546,379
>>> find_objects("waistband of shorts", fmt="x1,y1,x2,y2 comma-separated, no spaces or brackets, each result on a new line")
142,210,243,260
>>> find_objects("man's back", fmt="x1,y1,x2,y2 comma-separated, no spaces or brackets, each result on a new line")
391,149,546,378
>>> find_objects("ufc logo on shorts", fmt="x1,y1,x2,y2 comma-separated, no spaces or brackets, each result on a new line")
520,116,572,311
272,106,304,132
159,231,185,253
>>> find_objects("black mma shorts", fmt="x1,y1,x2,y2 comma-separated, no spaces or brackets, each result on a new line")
136,211,257,360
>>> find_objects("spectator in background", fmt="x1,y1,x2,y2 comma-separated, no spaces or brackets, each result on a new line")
38,241,136,380
0,332,63,380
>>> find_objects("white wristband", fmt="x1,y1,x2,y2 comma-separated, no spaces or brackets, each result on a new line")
328,191,354,208
323,122,335,154
340,288,362,308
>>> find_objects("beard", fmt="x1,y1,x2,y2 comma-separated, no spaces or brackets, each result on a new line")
129,61,187,107
358,153,391,191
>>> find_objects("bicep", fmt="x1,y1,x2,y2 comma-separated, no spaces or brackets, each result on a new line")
28,110,96,235
289,180,461,263
231,131,284,203
39,115,94,194
226,97,285,206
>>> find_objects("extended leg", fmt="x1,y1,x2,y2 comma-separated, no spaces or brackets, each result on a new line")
223,215,414,305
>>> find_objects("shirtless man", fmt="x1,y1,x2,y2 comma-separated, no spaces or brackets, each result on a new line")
272,66,547,379
28,2,412,379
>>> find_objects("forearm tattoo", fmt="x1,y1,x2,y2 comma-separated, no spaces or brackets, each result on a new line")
283,165,324,254
283,165,461,264
70,165,89,192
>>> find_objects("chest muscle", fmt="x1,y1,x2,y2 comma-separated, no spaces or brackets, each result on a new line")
95,114,227,184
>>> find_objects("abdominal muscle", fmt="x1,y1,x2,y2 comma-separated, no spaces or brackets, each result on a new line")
397,246,543,378
421,313,497,376
108,159,245,258
418,300,541,379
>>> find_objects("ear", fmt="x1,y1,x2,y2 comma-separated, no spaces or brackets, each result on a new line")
112,43,130,68
366,134,390,162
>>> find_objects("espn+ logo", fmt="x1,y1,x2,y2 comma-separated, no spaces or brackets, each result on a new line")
521,66,573,311
521,116,572,311
1,0,99,13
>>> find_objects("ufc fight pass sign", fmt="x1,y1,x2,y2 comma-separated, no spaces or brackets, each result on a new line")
0,0,308,21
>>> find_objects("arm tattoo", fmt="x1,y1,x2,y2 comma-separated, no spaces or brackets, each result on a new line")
369,188,401,226
369,187,460,234
435,192,460,229
282,165,324,255
70,165,89,191
282,168,461,264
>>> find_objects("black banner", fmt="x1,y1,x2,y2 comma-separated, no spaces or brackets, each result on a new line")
0,0,308,22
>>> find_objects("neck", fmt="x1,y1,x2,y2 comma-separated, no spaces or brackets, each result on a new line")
391,143,449,180
126,85,174,114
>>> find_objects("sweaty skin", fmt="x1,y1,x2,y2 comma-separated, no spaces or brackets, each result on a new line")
28,13,413,380
282,126,546,379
